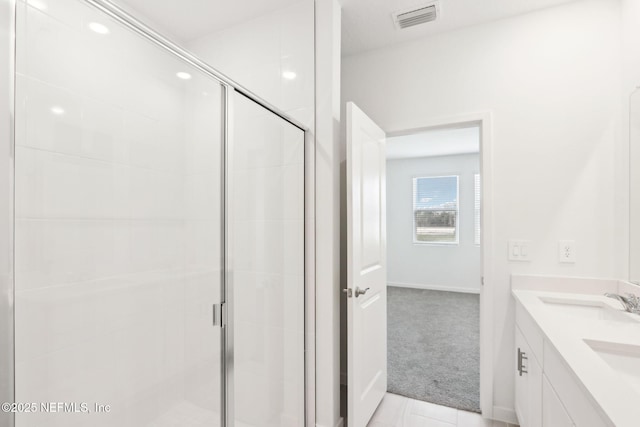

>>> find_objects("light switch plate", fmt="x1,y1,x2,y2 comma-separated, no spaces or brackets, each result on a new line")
509,240,531,261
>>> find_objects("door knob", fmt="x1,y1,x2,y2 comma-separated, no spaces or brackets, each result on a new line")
355,287,370,297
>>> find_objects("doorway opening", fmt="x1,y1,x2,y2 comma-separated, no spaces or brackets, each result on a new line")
385,123,481,413
343,104,493,427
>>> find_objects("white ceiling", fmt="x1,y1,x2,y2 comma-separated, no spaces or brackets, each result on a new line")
113,0,301,42
113,0,581,56
386,126,479,159
341,0,579,56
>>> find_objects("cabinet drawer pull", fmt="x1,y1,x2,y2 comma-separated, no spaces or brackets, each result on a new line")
518,348,528,376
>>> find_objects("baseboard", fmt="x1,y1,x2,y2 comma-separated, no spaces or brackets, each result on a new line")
388,281,480,294
492,406,518,425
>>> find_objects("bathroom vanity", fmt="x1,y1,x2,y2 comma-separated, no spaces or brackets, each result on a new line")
512,275,640,427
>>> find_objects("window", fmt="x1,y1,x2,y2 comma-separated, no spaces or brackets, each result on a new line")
474,173,481,245
413,176,458,243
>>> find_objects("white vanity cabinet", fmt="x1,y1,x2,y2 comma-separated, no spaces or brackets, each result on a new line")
511,277,640,427
514,300,610,427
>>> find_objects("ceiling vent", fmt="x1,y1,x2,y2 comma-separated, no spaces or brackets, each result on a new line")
392,2,440,30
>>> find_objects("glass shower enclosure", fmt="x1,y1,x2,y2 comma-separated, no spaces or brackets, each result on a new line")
2,0,306,426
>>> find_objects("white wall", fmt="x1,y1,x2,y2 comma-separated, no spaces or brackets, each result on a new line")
622,0,640,282
342,0,622,421
631,90,640,281
314,1,343,427
623,0,640,93
387,153,480,293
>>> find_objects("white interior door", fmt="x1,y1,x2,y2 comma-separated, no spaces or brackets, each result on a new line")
346,102,387,427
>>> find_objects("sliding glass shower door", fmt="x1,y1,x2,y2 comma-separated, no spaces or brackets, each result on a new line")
229,93,305,427
14,0,224,425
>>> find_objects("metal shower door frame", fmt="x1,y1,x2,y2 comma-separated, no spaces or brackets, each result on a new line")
0,0,16,424
223,87,234,427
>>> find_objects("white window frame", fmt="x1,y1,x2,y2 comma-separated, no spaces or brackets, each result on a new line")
412,175,459,245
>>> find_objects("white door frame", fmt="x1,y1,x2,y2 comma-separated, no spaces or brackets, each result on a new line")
386,111,494,419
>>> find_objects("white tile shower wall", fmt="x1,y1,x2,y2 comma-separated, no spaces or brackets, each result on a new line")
187,0,314,130
14,0,223,426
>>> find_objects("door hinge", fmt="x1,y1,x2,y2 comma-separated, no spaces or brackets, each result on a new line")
481,276,485,286
213,303,226,328
342,288,353,298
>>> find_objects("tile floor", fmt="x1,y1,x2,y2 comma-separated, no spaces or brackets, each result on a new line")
367,393,517,427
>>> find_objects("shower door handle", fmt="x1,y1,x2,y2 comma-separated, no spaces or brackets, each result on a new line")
355,287,370,297
212,303,225,327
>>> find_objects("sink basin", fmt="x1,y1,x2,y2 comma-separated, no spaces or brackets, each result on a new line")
539,296,633,322
585,339,640,394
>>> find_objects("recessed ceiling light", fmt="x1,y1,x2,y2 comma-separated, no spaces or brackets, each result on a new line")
88,22,110,35
50,106,65,115
176,72,192,80
29,0,47,11
282,71,297,80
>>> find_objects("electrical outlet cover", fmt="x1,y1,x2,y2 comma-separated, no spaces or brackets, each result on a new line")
558,240,576,263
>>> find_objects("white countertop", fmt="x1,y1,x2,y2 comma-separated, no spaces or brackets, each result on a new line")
512,278,640,427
